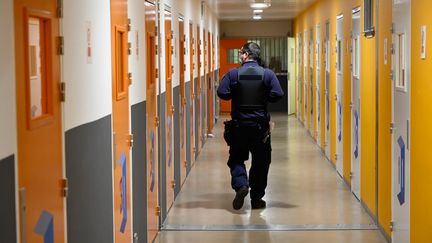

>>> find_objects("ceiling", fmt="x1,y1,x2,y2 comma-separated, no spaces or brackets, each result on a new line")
205,0,317,21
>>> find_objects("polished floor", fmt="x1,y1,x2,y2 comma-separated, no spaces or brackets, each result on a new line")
155,114,388,243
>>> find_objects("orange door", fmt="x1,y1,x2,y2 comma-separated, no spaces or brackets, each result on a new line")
145,1,159,242
15,0,65,242
164,9,175,211
110,0,132,241
179,18,187,185
189,23,196,165
207,32,214,134
219,38,248,113
196,26,202,152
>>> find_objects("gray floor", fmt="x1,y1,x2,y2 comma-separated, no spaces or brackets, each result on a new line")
155,114,388,243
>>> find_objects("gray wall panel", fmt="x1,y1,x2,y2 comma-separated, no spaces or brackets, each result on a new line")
131,101,147,243
173,87,181,198
185,82,192,174
66,115,113,243
159,93,167,222
0,155,16,243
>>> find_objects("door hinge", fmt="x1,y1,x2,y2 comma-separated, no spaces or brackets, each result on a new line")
128,42,132,55
128,72,132,85
154,116,160,127
390,221,395,232
155,44,158,55
390,23,395,34
334,94,338,101
171,180,176,189
127,18,131,32
349,101,353,110
127,134,134,148
184,64,186,71
60,82,66,102
335,154,338,161
155,68,159,79
391,43,395,55
390,122,395,134
171,105,175,113
184,160,187,168
172,65,174,74
57,36,64,55
193,147,197,153
390,70,394,81
155,206,161,216
155,26,158,36
56,0,63,18
350,172,353,178
61,178,69,198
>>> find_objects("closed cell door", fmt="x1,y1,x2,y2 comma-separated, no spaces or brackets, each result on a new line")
351,8,361,200
303,30,308,123
196,26,201,155
316,24,321,145
164,7,175,212
15,0,65,242
288,37,296,115
335,14,344,176
392,0,411,242
145,1,160,242
179,17,187,185
111,0,132,240
219,38,248,114
189,22,196,166
309,29,314,134
325,21,331,159
297,33,302,119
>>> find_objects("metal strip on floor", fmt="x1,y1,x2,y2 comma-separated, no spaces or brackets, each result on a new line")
162,224,379,232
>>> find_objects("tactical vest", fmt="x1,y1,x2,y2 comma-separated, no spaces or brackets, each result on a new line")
234,66,267,111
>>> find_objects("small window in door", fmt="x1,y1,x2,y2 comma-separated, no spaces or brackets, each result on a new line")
395,33,407,91
115,26,128,99
27,15,52,124
337,40,342,72
353,36,360,78
227,49,240,64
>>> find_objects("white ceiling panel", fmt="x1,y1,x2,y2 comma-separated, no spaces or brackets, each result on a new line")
204,0,317,21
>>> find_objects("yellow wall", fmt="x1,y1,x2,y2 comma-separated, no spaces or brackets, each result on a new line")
294,0,378,221
377,0,392,236
411,1,432,242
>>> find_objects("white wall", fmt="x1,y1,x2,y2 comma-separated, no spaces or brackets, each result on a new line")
63,0,113,130
0,0,16,159
220,20,292,37
128,0,147,105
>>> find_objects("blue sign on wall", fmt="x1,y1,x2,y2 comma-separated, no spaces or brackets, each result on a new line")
397,136,406,205
119,153,127,233
34,210,53,243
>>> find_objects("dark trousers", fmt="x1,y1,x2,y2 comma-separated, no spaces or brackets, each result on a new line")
227,122,271,201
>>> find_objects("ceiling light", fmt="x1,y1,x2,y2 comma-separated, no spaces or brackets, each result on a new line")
253,9,263,13
253,15,262,20
250,3,271,9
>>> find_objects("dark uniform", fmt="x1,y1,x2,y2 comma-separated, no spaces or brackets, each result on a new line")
217,60,284,208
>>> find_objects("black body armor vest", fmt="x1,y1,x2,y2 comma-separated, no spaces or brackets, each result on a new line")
234,66,267,111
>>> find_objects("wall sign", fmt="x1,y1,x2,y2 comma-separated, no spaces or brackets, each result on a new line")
421,25,426,60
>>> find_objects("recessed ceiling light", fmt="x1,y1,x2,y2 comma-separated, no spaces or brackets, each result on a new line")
250,3,271,9
253,15,262,20
253,9,264,13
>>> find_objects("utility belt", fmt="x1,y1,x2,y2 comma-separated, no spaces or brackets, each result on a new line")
223,116,271,146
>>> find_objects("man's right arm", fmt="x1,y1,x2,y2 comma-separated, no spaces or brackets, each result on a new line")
217,72,232,100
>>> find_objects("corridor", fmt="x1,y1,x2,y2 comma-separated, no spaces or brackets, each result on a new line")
155,114,387,243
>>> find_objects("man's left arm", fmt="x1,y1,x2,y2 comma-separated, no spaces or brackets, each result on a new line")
217,72,233,100
267,70,284,102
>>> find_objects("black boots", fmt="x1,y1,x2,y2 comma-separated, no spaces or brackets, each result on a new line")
232,186,249,210
251,199,266,209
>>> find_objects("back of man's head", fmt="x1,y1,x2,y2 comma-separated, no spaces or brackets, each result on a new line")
242,42,261,61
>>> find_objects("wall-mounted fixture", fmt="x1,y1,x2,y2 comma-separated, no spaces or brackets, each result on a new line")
250,0,271,9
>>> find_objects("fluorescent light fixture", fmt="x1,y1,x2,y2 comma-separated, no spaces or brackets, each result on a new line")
250,3,271,9
253,9,263,13
253,15,262,20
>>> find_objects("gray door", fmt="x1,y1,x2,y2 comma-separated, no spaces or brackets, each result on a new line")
325,21,331,160
335,14,344,176
392,0,411,242
351,8,361,200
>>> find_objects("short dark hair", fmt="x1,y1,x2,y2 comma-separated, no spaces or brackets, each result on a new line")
241,42,261,61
